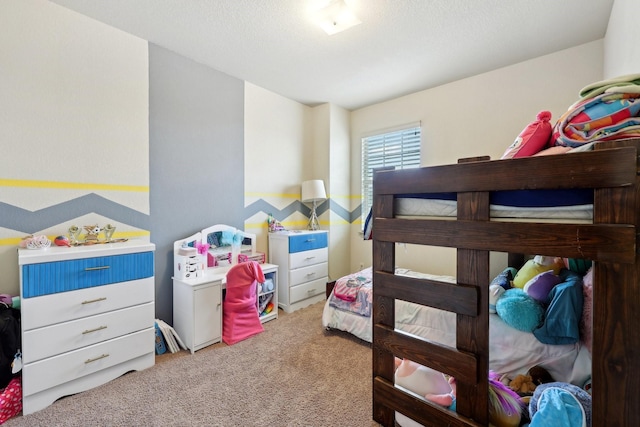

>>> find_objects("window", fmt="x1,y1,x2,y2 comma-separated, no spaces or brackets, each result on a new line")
361,124,421,225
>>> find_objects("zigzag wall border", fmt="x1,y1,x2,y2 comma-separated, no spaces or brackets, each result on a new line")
1,196,364,235
244,199,363,223
0,194,150,234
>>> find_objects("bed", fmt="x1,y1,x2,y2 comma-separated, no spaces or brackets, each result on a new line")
368,139,640,427
323,266,591,387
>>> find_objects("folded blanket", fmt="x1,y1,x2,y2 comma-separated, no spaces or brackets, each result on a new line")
551,91,640,148
334,269,371,301
579,73,640,99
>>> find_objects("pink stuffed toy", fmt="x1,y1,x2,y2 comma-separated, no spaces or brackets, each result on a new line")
426,375,457,410
394,359,451,398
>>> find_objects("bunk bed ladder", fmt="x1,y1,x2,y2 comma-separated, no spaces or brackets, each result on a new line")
372,156,491,427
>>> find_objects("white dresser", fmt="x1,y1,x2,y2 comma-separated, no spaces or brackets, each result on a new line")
268,230,328,313
18,240,156,415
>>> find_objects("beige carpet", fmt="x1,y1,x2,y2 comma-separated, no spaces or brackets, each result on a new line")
6,302,380,427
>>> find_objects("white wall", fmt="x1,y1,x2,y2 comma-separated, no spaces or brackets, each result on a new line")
349,41,604,277
604,0,640,77
327,104,352,281
244,85,352,280
244,82,313,254
0,0,149,295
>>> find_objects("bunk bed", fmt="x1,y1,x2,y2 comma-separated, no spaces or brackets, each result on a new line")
370,139,640,427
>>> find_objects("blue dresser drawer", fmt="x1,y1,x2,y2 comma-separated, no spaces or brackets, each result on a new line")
289,232,327,253
22,251,154,298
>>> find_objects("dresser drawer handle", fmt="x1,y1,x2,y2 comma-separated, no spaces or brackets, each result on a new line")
81,297,107,305
82,325,108,335
305,238,316,242
85,353,109,364
307,288,317,293
85,266,110,271
306,272,316,277
304,256,316,261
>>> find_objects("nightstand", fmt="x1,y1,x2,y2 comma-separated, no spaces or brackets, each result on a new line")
268,230,328,313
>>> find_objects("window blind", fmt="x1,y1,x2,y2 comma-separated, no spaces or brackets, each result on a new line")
361,125,421,225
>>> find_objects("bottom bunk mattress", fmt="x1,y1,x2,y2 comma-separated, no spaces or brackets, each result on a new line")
322,267,591,386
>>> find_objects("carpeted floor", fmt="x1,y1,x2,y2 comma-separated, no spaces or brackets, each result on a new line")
6,301,380,427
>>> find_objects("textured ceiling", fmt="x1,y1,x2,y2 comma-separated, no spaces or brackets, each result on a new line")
50,0,614,110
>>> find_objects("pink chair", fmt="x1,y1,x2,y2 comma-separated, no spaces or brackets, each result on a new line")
222,261,265,345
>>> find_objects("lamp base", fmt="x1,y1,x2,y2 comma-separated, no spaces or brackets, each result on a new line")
307,203,320,231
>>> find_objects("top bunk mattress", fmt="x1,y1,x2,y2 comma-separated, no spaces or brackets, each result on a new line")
396,189,593,220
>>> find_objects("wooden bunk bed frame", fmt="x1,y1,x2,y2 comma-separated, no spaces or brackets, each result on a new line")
371,139,640,427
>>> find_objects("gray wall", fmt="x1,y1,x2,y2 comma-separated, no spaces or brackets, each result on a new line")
149,44,245,323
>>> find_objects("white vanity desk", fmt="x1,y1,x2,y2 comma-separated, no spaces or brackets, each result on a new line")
172,225,277,353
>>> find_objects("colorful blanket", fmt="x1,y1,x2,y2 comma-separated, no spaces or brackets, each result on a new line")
550,74,640,148
329,267,373,317
552,89,640,148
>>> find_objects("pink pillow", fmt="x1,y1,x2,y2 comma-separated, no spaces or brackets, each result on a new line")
501,111,553,159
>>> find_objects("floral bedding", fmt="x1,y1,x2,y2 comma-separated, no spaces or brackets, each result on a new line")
329,267,373,316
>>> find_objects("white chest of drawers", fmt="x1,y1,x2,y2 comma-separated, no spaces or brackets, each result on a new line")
18,240,156,415
268,230,328,313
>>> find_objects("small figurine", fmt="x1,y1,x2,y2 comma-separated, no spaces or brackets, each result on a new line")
54,236,71,247
83,225,101,244
267,213,285,232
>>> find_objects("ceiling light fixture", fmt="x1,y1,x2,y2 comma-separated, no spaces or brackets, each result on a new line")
314,0,361,35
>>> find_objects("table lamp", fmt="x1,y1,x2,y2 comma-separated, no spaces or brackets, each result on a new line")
301,180,326,230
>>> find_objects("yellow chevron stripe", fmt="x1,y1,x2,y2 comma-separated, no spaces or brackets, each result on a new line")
244,218,353,230
245,192,301,199
0,179,148,192
245,192,361,200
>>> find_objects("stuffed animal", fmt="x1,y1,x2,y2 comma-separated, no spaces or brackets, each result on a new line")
527,365,555,386
523,270,561,303
425,375,457,411
489,284,506,313
394,362,522,427
496,288,545,332
425,371,523,427
394,359,451,399
528,382,592,427
509,374,537,394
488,371,524,427
512,255,563,289
490,267,516,290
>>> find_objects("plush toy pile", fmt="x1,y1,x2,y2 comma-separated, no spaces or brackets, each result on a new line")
393,254,595,427
492,256,589,346
394,358,592,427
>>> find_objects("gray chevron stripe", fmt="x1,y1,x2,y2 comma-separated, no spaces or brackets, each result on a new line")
244,198,362,223
0,194,150,234
2,196,363,235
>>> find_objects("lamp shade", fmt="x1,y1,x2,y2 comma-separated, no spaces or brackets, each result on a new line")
301,180,326,203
